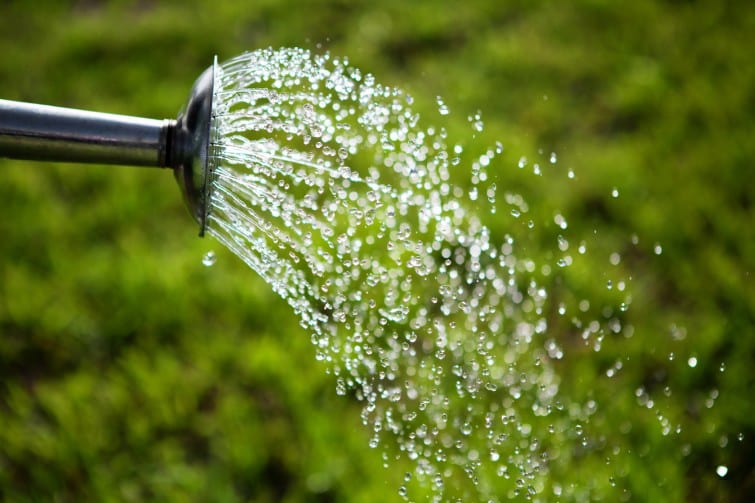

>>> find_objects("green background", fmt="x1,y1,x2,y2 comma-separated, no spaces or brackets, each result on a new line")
0,0,752,501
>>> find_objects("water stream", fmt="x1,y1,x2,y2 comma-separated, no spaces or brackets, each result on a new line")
204,47,630,501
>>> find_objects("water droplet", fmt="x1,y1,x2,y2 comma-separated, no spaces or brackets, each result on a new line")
687,356,698,368
554,214,568,229
379,306,409,323
716,465,728,478
202,251,217,267
436,96,449,115
654,243,663,255
468,111,484,132
461,422,473,436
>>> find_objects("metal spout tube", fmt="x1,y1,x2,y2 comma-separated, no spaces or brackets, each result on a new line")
0,99,175,168
0,59,215,236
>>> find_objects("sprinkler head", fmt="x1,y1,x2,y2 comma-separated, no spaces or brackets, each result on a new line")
171,60,216,237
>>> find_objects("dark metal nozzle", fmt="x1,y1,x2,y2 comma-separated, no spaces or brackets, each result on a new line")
0,59,216,236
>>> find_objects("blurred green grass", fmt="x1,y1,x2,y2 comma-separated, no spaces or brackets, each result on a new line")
1,0,753,501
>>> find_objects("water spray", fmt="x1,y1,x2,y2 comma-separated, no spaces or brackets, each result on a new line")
0,59,217,235
0,48,563,499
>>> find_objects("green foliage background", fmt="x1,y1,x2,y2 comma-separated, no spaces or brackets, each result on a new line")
0,0,752,501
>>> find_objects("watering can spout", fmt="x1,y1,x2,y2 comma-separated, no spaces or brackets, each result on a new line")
0,60,216,236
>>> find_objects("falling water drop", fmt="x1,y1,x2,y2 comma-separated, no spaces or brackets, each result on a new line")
202,251,217,267
436,96,450,115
